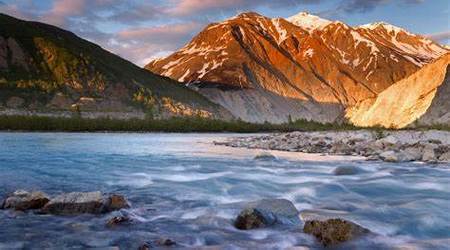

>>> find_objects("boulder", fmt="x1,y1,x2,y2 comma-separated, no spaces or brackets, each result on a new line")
1,190,50,211
254,152,277,161
438,151,450,162
333,166,361,176
330,141,354,155
379,150,414,162
303,218,370,247
403,147,423,161
40,192,129,215
379,151,399,162
422,145,437,162
234,199,299,230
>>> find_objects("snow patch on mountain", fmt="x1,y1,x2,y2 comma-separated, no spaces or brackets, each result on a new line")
286,12,331,31
272,18,288,44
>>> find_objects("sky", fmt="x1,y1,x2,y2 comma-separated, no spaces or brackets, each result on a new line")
0,0,449,66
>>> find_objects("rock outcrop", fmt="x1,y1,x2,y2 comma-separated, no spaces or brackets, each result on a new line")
347,54,450,128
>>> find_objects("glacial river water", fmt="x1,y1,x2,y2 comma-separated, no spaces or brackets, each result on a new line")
0,133,449,249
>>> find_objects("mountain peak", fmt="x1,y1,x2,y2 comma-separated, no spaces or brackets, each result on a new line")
359,22,410,36
286,11,331,31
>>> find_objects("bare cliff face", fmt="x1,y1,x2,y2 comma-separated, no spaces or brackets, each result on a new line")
346,54,450,128
146,12,448,124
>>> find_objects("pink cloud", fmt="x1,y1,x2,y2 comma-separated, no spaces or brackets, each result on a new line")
118,22,201,42
426,31,450,43
41,0,88,26
168,0,246,16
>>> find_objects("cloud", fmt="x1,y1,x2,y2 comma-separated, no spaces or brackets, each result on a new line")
334,0,425,13
426,31,450,43
41,0,88,26
0,0,438,67
167,0,320,17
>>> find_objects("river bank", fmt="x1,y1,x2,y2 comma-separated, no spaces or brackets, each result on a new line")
216,130,450,163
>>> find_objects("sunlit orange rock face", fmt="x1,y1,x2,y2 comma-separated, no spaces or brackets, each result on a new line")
146,12,449,124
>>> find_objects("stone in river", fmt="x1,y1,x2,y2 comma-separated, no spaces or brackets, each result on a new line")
1,190,50,211
138,238,176,249
254,151,277,161
106,215,131,227
303,218,370,247
40,192,129,215
333,166,361,176
234,199,299,230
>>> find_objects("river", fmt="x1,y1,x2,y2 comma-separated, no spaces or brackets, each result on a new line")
0,133,449,249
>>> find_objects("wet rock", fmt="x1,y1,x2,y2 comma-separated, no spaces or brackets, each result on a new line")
104,194,130,212
41,192,129,215
1,190,50,211
139,238,176,249
303,218,370,247
106,216,131,227
333,166,360,176
234,199,299,230
254,152,277,161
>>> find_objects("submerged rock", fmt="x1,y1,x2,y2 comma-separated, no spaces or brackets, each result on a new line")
234,199,299,230
138,238,176,249
41,192,129,215
106,215,131,227
254,152,277,161
333,166,361,176
1,190,50,211
303,218,370,247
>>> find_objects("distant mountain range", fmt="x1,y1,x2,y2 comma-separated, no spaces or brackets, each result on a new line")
0,13,231,120
147,12,449,127
1,12,449,128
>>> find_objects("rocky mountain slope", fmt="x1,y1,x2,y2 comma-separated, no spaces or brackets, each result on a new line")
0,14,231,120
146,12,448,124
346,54,450,128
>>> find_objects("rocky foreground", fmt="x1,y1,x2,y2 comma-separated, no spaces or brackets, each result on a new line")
216,130,450,163
1,190,373,248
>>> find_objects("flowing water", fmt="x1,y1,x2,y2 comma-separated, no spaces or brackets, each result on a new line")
0,133,449,249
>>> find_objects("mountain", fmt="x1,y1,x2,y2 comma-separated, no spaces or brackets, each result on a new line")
146,12,449,124
0,13,231,120
346,54,450,128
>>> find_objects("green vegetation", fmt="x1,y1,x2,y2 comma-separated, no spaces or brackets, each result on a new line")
0,13,224,116
0,115,360,133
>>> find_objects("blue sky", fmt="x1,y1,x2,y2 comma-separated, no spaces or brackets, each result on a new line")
0,0,449,66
